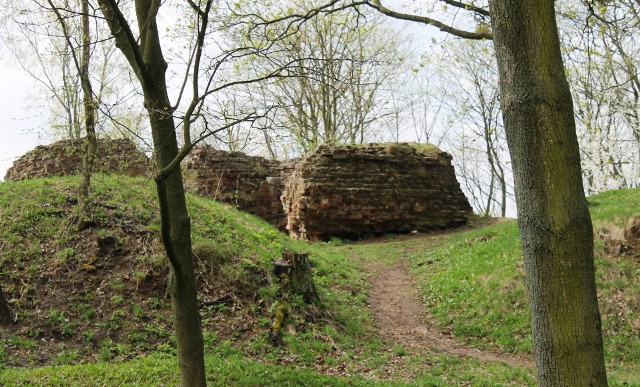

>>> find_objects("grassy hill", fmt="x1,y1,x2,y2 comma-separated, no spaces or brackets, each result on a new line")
0,175,638,385
0,175,374,378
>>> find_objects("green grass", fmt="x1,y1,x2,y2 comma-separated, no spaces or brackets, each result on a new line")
0,353,380,386
411,221,531,353
358,188,639,385
0,350,537,386
0,174,388,383
1,176,638,385
588,187,640,226
0,174,370,367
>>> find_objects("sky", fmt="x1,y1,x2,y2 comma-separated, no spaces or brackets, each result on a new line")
0,7,434,180
0,2,459,181
0,60,42,181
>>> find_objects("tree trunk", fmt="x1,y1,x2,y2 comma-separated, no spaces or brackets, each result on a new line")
78,0,97,229
96,0,207,384
0,286,12,327
489,1,608,385
152,109,206,387
146,54,206,387
271,251,321,344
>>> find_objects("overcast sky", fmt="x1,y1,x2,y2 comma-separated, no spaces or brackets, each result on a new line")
0,58,43,181
0,2,450,181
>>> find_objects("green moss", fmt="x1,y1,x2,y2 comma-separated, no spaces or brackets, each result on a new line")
332,141,442,155
406,142,442,155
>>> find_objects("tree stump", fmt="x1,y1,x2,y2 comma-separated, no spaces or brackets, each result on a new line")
0,286,13,327
271,251,321,344
275,251,321,305
624,214,640,246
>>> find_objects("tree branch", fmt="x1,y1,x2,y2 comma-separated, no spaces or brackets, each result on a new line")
439,0,490,17
367,1,493,40
96,0,149,85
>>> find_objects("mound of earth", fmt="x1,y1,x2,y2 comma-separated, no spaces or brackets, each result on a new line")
0,175,289,367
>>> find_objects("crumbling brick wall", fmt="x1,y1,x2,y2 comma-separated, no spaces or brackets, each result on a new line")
7,140,473,240
182,146,294,230
281,143,473,241
4,138,149,181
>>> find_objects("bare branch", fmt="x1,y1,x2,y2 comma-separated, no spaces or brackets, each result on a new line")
439,0,490,17
96,0,148,85
367,1,493,40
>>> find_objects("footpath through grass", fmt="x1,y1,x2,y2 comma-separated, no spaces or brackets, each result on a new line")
333,188,640,385
1,175,638,385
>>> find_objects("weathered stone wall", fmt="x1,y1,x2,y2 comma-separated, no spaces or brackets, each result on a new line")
8,140,473,240
4,138,149,181
281,143,473,241
183,146,294,230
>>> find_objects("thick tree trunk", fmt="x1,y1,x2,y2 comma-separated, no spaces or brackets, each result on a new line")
489,1,607,385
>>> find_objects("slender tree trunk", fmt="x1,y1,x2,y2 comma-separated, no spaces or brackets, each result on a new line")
78,0,97,226
152,116,206,386
490,144,507,217
97,0,206,384
144,35,207,387
47,0,97,225
489,1,607,385
484,131,495,217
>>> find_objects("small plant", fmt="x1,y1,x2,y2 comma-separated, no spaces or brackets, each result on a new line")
54,347,79,365
81,330,96,342
394,345,408,357
328,236,344,245
100,339,117,361
25,327,43,338
55,247,75,263
0,344,7,367
46,309,66,326
112,295,124,306
156,342,175,355
131,304,146,319
148,297,164,309
128,331,150,350
75,303,96,320
9,335,37,349
144,324,170,339
110,279,125,292
132,271,147,290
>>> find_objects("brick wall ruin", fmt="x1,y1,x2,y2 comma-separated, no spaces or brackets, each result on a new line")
182,146,294,231
6,141,473,240
281,143,473,241
4,138,149,181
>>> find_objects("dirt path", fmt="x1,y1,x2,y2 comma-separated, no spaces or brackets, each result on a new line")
364,236,533,370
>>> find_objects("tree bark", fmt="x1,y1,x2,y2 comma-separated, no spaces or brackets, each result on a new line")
276,251,321,305
78,0,97,228
97,1,206,385
152,104,206,387
488,1,608,385
0,286,12,327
